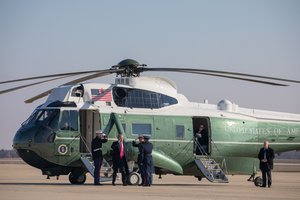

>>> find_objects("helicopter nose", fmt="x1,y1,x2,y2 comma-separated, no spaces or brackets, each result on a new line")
13,125,36,149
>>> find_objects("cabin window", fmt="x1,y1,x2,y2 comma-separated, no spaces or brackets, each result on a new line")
132,123,152,135
176,125,185,139
60,110,78,131
113,87,177,109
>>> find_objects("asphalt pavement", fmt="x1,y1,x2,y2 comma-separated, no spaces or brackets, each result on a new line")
0,163,300,200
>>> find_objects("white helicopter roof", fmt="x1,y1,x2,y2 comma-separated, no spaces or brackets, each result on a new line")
114,76,178,97
43,76,300,123
45,76,187,105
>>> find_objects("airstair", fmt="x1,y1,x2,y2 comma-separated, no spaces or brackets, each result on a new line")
194,140,228,183
80,153,113,182
80,136,113,182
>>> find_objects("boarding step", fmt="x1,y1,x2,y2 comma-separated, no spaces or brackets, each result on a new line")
80,153,113,182
195,156,228,183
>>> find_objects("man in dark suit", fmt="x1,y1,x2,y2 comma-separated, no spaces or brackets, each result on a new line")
111,134,129,186
195,124,208,155
91,130,108,185
258,140,275,188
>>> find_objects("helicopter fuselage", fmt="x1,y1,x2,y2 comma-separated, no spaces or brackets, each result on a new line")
13,76,300,181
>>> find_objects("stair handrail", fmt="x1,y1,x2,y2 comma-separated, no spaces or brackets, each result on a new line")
221,157,229,175
211,140,228,174
194,137,209,158
80,135,92,156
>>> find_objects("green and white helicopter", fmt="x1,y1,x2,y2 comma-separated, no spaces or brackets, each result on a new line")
1,59,300,186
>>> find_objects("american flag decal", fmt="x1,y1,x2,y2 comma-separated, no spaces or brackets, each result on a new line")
91,88,112,102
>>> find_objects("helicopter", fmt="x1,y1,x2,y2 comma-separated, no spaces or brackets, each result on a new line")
1,59,300,186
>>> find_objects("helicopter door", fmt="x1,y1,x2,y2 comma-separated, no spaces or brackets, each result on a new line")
192,117,211,155
79,109,100,153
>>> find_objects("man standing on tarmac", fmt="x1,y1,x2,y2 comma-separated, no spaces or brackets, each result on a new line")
258,140,275,188
132,135,146,186
142,135,153,187
111,134,129,186
91,130,108,185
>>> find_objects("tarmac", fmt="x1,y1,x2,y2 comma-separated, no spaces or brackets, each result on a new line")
0,162,300,200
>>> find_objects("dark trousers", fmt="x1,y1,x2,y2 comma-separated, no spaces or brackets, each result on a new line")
138,163,145,185
145,165,152,186
261,169,272,187
144,155,153,186
93,158,102,184
112,161,129,185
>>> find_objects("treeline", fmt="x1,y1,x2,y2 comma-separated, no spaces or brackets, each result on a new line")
0,149,19,158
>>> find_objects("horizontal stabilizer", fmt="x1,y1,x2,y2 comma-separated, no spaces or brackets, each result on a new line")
152,150,183,175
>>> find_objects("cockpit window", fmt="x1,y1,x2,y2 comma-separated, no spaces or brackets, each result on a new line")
21,109,39,126
59,110,78,131
32,109,60,143
36,109,59,125
113,87,178,109
22,109,60,127
24,108,78,143
22,108,78,132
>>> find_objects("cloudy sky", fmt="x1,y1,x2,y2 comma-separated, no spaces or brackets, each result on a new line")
1,0,300,149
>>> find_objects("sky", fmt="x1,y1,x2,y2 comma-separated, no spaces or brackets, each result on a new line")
0,0,300,149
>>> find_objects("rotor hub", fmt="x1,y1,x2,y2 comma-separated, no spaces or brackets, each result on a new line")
111,59,147,77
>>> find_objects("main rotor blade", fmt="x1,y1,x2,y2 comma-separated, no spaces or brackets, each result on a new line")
0,69,107,84
0,75,73,95
24,69,123,103
176,70,288,86
143,68,300,84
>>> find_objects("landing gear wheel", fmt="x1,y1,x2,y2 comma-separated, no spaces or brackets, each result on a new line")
254,176,262,187
198,177,202,181
69,173,86,184
128,172,140,185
